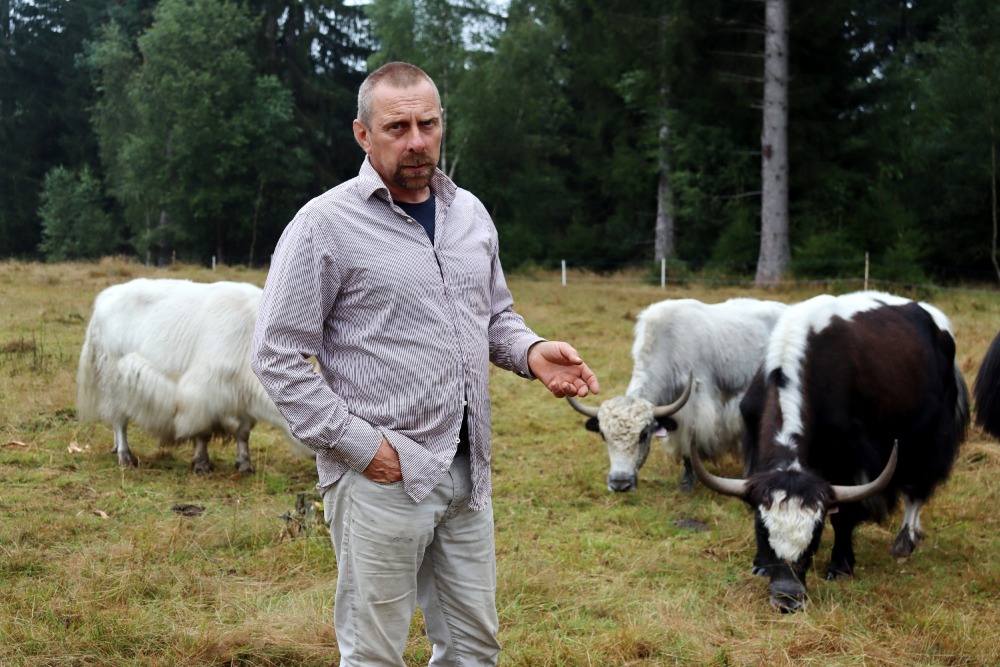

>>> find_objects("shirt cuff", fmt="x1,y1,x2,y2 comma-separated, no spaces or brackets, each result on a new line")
337,415,385,472
513,336,546,380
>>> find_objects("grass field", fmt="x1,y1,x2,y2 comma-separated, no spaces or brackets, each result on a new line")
1,258,997,666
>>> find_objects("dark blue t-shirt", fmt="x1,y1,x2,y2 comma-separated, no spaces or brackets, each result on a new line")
397,194,436,243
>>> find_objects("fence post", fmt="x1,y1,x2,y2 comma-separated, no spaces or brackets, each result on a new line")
661,258,666,289
561,259,566,287
864,251,869,290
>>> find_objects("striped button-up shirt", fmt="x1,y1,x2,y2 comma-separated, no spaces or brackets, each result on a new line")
251,158,543,510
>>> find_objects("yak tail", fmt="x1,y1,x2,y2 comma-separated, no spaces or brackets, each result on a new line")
75,321,102,423
974,330,1000,439
954,362,970,439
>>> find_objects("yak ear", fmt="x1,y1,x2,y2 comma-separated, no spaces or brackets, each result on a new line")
584,417,600,433
655,416,678,432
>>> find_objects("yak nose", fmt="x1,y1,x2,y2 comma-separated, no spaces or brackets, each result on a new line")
768,579,807,613
607,472,638,493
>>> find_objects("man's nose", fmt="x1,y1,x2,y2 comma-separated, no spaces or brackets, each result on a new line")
406,125,426,152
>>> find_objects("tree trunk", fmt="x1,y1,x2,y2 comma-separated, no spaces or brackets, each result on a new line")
990,87,999,282
157,209,169,266
215,220,224,267
654,13,675,262
157,129,173,266
439,66,449,176
0,0,10,136
440,102,448,176
755,0,791,288
249,178,264,269
654,118,675,261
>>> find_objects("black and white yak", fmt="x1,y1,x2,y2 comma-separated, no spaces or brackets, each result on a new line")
973,328,1000,439
567,298,787,492
691,291,969,611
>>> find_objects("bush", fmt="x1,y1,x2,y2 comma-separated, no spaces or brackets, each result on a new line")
38,166,122,261
710,206,760,274
875,227,929,286
498,223,546,270
791,229,863,279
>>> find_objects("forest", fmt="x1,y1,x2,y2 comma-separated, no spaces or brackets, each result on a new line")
2,0,999,284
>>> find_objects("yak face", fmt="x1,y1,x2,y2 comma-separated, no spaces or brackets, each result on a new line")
590,396,674,492
748,471,833,612
758,489,826,563
571,375,693,493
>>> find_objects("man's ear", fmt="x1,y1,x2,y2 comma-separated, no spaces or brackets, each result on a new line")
353,119,370,152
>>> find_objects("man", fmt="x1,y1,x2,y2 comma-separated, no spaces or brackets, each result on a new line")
251,61,599,666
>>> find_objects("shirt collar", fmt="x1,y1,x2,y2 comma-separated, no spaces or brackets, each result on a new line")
357,156,457,207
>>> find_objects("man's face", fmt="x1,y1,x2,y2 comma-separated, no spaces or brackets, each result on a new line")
353,79,442,203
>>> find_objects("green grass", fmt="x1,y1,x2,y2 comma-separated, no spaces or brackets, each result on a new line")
1,259,998,666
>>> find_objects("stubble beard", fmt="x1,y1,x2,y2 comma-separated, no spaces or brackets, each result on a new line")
393,154,436,192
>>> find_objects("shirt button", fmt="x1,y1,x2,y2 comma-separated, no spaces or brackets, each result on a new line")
462,400,468,406
455,437,461,444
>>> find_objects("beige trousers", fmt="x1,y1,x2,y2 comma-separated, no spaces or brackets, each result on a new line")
323,451,501,666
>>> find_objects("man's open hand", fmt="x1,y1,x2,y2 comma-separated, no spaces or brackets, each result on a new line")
527,341,600,399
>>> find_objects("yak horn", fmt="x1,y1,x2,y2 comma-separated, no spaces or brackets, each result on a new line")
566,396,599,418
690,441,747,498
831,441,899,504
652,373,694,418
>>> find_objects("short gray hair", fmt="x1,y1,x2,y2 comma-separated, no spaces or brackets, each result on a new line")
357,62,442,128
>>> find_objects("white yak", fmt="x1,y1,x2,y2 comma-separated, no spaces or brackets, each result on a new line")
76,278,313,473
567,298,787,492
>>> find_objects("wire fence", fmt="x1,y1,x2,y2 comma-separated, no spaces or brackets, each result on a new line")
525,256,1000,298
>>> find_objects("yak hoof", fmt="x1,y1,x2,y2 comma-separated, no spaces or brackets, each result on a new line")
117,451,138,468
771,595,806,613
235,461,255,475
825,561,854,580
891,526,922,558
679,459,696,493
191,460,213,475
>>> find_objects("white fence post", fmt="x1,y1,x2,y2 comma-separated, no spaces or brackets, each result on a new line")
561,259,566,287
661,258,666,289
212,255,217,271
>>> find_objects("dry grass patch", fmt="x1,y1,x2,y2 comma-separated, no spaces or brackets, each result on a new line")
0,261,998,666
